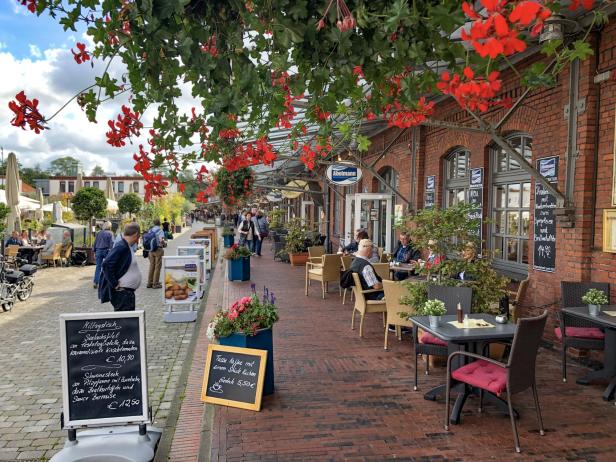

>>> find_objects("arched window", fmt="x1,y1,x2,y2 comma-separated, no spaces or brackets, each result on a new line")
490,133,532,275
377,167,399,194
444,148,470,208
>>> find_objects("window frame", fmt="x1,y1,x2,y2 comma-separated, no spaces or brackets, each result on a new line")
443,148,470,208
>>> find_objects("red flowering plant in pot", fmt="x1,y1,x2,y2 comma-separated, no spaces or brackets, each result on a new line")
223,243,252,261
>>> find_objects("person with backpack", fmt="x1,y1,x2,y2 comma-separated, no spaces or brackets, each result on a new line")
349,239,384,300
251,209,269,257
144,218,166,289
237,211,259,252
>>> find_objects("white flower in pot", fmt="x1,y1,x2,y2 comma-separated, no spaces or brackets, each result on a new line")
581,288,608,317
422,299,447,328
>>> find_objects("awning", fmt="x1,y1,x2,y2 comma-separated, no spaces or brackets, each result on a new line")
281,180,308,199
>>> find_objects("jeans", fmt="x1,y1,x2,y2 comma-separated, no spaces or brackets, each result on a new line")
148,248,164,285
366,290,385,301
93,249,109,284
111,289,136,311
252,238,263,255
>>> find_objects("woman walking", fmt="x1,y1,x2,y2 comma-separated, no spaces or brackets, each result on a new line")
237,211,260,253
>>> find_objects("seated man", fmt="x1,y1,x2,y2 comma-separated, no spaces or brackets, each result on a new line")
349,239,384,300
6,231,22,247
340,229,363,255
37,232,56,265
392,231,421,281
61,231,72,253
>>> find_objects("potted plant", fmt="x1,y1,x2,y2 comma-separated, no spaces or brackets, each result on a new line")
207,285,279,395
222,227,235,248
582,288,608,317
421,299,447,328
224,244,252,281
284,217,310,266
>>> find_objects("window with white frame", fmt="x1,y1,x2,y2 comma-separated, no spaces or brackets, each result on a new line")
444,148,470,208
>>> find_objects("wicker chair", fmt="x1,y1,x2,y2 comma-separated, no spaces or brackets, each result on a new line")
413,285,473,391
5,245,20,268
341,255,353,305
41,243,63,267
509,278,529,323
305,254,341,299
61,244,73,267
445,311,548,453
372,263,392,281
350,273,386,338
557,281,610,383
383,280,415,350
308,245,325,265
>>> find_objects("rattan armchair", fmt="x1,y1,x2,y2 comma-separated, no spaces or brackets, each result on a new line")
557,281,609,383
5,245,20,268
382,280,415,350
341,255,353,305
305,254,341,299
41,243,63,267
372,263,392,281
350,273,386,338
307,245,325,265
413,285,472,391
445,311,548,453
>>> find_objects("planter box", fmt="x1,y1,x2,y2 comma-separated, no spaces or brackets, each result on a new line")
219,328,274,395
223,235,234,248
289,252,309,266
228,256,250,281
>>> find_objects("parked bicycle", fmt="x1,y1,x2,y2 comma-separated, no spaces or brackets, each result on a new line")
0,256,37,312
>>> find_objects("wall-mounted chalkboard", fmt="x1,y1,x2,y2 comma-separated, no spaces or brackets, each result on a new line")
60,311,149,428
201,345,267,411
533,156,559,273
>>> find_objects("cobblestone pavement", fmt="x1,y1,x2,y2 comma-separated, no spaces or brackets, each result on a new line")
0,224,206,461
174,244,616,461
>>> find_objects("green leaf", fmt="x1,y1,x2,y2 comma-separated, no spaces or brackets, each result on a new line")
356,134,371,152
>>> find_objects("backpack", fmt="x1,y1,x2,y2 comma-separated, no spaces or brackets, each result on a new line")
143,229,159,253
340,269,355,289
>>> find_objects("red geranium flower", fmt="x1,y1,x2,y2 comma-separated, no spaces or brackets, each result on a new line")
71,42,90,64
8,91,46,133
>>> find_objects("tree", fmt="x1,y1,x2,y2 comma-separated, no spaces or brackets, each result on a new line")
71,187,107,222
20,164,48,187
47,156,80,176
7,1,604,206
118,192,142,216
91,165,105,176
0,203,11,234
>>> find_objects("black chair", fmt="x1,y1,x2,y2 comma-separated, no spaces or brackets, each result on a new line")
413,285,473,391
445,311,548,453
557,281,610,383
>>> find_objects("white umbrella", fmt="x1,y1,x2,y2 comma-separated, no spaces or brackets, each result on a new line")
35,188,44,221
105,177,116,201
53,201,64,224
107,199,119,213
0,190,39,210
128,182,134,194
42,203,70,212
5,152,21,233
75,172,84,194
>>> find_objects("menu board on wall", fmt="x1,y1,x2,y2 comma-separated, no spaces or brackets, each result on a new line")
533,156,559,273
468,168,484,245
424,175,436,209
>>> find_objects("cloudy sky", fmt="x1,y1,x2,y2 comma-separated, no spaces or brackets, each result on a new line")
0,0,162,175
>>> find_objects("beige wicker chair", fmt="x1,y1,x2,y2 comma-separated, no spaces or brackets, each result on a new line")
305,254,341,299
382,280,415,350
350,273,386,337
5,245,20,268
61,244,73,267
509,278,529,322
41,243,62,267
341,255,353,304
372,263,392,281
308,245,325,265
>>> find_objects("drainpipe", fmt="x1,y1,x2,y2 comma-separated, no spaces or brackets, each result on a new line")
591,30,602,249
564,58,580,206
409,127,419,212
324,182,331,253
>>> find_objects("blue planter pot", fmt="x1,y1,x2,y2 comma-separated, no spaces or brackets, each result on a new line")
223,235,234,248
219,328,275,395
228,256,250,281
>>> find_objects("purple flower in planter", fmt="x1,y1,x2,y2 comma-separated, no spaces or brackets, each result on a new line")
250,283,256,294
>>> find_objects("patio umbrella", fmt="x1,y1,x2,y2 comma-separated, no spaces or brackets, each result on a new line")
5,152,21,233
128,182,134,194
75,172,84,193
35,188,44,221
106,199,119,213
105,177,116,201
53,201,64,224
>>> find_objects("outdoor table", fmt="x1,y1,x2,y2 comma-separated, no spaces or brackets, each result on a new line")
562,306,616,400
388,263,421,280
17,246,43,264
410,313,517,424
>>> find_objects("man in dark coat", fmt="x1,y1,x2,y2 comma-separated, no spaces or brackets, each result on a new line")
391,231,421,281
98,223,141,311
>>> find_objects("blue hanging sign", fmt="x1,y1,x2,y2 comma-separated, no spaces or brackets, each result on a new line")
326,164,363,186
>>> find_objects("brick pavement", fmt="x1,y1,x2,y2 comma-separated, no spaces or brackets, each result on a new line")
171,243,616,461
0,224,205,461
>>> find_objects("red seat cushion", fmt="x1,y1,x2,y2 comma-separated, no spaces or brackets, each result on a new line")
452,360,507,396
554,327,605,340
420,332,447,347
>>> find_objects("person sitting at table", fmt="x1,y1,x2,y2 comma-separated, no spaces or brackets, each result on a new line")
349,239,384,300
453,242,477,281
37,232,56,265
340,229,364,255
20,230,30,246
6,231,22,247
61,231,72,253
35,229,46,245
423,239,445,267
392,231,421,281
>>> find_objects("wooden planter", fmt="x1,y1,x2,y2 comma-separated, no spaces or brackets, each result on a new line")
289,252,309,266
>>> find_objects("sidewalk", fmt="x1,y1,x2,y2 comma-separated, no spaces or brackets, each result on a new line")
170,243,616,461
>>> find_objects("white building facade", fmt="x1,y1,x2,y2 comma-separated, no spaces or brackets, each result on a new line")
34,176,178,199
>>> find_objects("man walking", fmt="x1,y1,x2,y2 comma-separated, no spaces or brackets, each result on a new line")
146,218,165,289
252,209,268,256
92,221,114,289
98,223,142,311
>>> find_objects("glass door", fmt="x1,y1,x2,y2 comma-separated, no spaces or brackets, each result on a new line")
344,195,356,247
352,193,393,252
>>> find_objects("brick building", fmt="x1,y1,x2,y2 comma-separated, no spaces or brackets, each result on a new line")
279,20,616,340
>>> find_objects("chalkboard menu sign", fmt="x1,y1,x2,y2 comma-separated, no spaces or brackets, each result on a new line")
424,175,436,209
201,345,267,411
468,168,484,244
533,156,559,273
60,311,149,428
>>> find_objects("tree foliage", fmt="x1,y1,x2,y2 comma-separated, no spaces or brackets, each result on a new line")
90,165,106,176
47,156,81,176
117,192,142,216
71,187,107,221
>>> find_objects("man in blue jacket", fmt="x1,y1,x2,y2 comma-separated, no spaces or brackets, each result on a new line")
98,223,141,311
